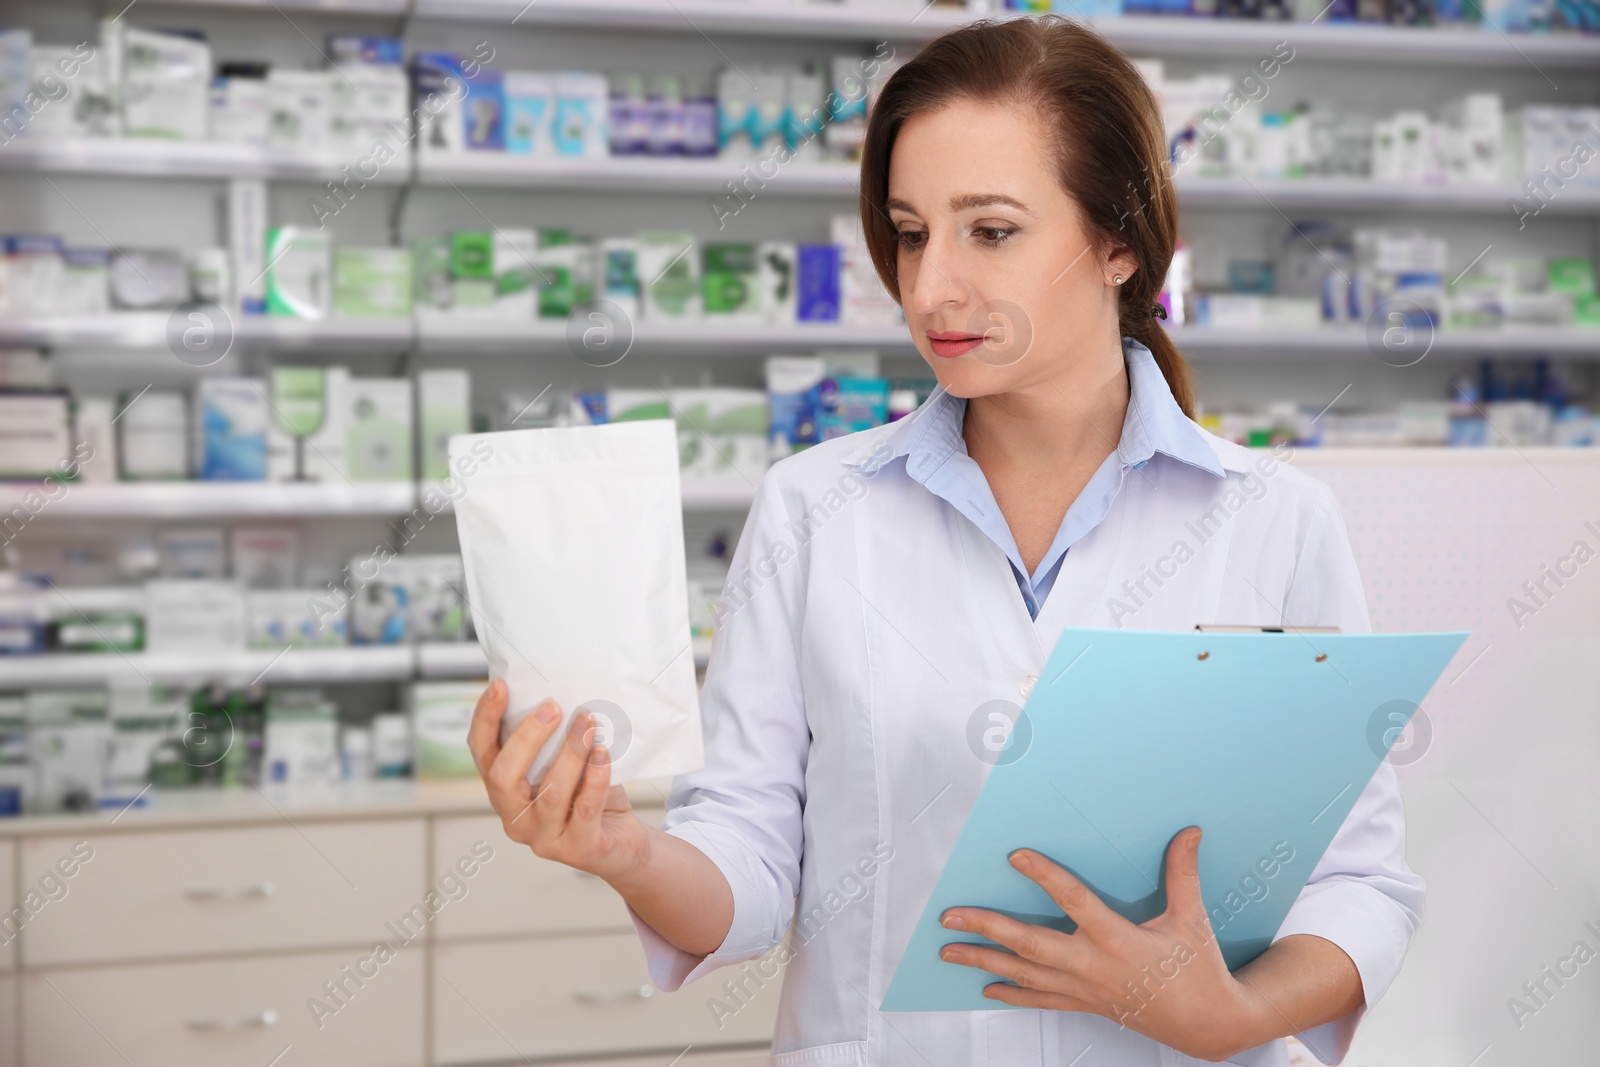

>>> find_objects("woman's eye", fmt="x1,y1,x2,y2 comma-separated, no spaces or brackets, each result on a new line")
893,230,927,252
973,227,1015,246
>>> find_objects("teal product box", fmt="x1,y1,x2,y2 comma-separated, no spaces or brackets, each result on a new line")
505,72,554,154
552,71,609,157
766,355,827,459
797,244,841,322
1056,0,1122,13
821,376,890,440
197,378,268,482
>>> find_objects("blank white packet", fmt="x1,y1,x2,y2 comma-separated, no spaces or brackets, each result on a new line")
449,420,704,785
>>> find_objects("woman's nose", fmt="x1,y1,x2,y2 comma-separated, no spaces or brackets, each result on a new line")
905,235,968,317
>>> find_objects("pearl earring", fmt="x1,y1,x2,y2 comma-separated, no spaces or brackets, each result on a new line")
1113,275,1124,285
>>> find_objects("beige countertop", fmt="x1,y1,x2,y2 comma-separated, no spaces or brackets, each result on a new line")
0,776,674,838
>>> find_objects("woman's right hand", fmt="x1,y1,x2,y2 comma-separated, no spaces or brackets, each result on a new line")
468,680,653,887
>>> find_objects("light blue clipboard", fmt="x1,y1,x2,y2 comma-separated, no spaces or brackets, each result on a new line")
880,626,1467,1012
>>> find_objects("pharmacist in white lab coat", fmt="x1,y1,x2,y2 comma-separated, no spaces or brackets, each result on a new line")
468,18,1423,1067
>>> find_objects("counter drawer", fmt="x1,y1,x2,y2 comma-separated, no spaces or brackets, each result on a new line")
433,931,780,1064
22,948,423,1067
20,820,424,966
431,811,663,938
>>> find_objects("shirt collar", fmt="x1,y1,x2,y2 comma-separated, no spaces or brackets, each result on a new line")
845,336,1225,480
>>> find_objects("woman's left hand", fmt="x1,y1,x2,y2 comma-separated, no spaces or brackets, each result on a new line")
938,827,1264,1063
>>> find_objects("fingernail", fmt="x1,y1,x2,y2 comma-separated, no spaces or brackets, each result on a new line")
942,913,965,930
1010,850,1032,869
593,745,610,765
538,705,559,724
941,946,962,962
492,679,506,695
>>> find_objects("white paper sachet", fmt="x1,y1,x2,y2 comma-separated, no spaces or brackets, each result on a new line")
450,420,704,786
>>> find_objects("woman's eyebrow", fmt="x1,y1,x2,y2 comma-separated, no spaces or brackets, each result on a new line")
886,197,918,215
949,193,1034,215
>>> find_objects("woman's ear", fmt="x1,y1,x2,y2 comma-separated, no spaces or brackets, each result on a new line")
1103,245,1140,287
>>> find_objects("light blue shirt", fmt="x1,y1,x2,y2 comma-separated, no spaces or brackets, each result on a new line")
856,337,1225,619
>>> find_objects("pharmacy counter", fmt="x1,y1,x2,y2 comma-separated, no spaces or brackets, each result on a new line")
0,776,772,1067
0,776,675,838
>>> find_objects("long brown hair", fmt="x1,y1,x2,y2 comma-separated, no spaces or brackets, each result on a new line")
859,16,1195,418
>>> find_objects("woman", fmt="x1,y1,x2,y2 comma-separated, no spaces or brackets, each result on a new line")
469,17,1422,1066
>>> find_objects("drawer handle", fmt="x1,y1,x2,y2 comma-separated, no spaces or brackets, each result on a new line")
571,984,654,1005
185,882,277,901
185,1009,279,1031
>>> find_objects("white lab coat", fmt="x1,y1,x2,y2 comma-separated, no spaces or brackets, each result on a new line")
629,409,1424,1067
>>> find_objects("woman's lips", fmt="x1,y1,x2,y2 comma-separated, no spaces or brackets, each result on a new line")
926,331,985,358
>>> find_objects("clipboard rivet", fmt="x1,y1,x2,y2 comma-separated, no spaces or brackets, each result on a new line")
1197,651,1210,661
1316,654,1328,663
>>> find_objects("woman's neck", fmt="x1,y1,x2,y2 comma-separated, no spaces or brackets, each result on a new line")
961,341,1131,475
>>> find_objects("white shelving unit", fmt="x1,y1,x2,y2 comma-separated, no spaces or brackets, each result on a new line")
1174,326,1600,357
0,138,411,182
0,482,418,518
1,478,758,515
414,641,488,678
5,313,1593,358
0,637,720,687
0,314,413,353
11,140,1592,218
416,153,1600,216
408,0,1600,68
0,646,417,687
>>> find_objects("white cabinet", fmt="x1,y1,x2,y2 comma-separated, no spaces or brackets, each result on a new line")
432,810,664,939
1,795,775,1066
433,932,780,1064
21,949,425,1067
19,821,425,966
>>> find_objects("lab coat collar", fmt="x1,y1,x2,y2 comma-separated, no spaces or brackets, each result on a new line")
843,336,1227,481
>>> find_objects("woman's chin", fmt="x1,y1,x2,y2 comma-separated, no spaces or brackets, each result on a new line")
923,358,1019,400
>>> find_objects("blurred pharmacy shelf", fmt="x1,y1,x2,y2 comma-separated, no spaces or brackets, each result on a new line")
1172,327,1600,358
1286,446,1600,465
0,480,757,517
0,314,413,352
0,138,411,183
415,641,487,678
409,0,1600,68
0,645,416,687
0,640,723,687
682,480,764,509
0,482,417,518
416,156,1600,217
415,152,859,195
1177,176,1600,216
4,314,1593,359
411,314,912,354
18,139,1593,219
181,0,407,11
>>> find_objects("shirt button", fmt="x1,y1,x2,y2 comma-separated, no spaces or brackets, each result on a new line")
1020,674,1038,699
